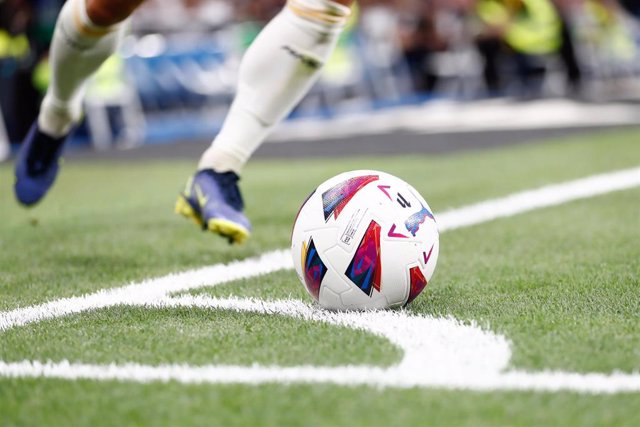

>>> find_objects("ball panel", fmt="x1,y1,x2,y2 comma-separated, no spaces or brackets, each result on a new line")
316,255,352,294
299,237,328,301
343,219,382,298
338,287,390,311
379,240,420,306
318,285,343,310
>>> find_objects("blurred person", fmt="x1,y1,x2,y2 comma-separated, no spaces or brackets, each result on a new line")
397,0,449,93
474,0,563,96
0,0,31,161
0,0,39,143
1,0,63,141
14,0,353,244
552,0,584,94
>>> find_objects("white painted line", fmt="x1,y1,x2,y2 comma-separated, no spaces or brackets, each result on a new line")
2,360,639,393
3,166,638,334
1,295,638,393
1,167,640,393
437,167,640,231
152,295,512,379
0,250,291,332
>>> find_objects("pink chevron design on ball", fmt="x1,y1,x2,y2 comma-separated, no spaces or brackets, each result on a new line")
423,244,435,265
388,224,409,239
378,185,392,201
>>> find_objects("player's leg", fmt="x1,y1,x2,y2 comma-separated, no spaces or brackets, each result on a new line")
177,0,354,244
15,0,144,206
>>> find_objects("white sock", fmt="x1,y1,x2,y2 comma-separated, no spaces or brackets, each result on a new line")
38,0,125,137
198,0,351,174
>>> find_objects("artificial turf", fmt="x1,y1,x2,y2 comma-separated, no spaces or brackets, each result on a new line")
0,129,638,426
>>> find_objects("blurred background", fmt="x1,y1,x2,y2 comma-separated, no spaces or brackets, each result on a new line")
1,0,640,159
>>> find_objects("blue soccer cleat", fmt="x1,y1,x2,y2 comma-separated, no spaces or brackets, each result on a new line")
14,123,67,206
175,169,252,244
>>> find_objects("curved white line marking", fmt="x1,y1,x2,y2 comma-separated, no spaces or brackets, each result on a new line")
1,168,639,393
1,295,639,393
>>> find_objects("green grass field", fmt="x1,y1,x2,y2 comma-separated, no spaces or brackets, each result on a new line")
1,129,639,426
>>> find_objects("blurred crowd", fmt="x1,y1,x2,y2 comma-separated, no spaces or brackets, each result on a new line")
1,0,640,144
365,0,640,96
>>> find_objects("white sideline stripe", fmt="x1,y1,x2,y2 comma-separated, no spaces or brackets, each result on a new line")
437,167,640,231
1,167,640,393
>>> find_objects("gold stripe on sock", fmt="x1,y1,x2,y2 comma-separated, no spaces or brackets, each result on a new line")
287,0,351,26
73,0,114,37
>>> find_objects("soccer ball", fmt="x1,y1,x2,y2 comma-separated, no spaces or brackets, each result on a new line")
291,170,439,310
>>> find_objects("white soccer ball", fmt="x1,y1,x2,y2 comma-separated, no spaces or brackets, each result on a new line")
291,170,439,310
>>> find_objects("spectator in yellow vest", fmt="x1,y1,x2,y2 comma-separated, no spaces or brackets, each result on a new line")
474,0,564,96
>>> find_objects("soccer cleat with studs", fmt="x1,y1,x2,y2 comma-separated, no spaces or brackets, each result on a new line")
175,169,251,244
14,123,67,206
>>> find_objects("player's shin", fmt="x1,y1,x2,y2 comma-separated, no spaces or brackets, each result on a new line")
38,0,127,138
198,0,352,174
